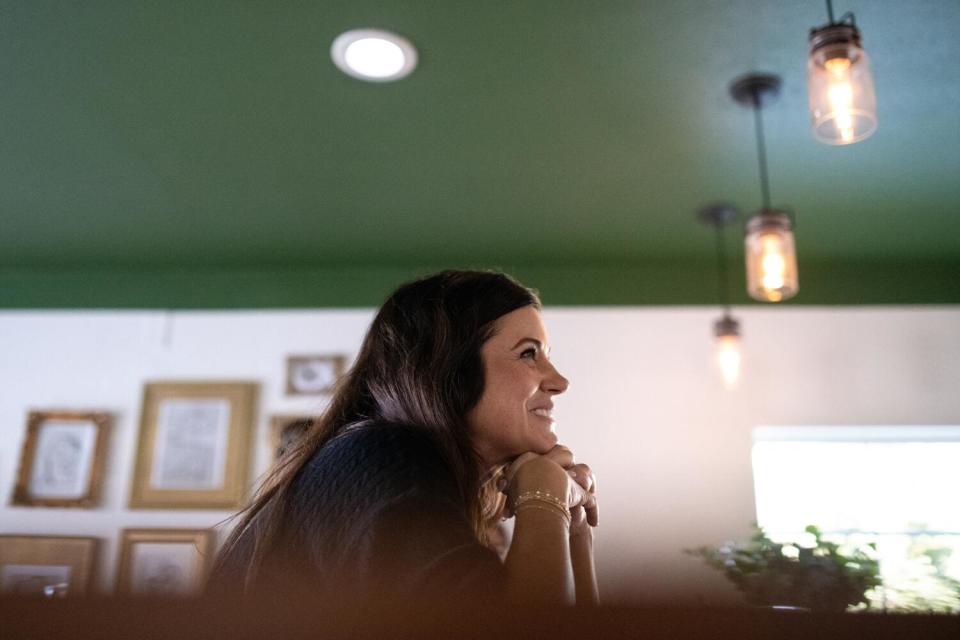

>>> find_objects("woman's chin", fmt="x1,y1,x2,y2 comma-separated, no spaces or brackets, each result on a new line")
532,430,559,453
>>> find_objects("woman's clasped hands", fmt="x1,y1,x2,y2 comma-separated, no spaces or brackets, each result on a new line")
498,445,598,534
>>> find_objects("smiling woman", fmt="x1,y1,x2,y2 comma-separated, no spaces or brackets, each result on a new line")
208,270,598,606
468,306,570,465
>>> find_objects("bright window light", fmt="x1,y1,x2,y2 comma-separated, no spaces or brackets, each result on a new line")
331,29,417,82
752,426,960,613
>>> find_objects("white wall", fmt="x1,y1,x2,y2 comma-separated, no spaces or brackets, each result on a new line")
2,307,959,602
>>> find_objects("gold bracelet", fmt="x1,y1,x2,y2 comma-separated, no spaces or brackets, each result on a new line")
515,502,572,527
515,490,568,514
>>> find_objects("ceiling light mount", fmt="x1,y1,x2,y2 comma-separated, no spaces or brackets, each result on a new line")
729,73,781,109
697,203,740,227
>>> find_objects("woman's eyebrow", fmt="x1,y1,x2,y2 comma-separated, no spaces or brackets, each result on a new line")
510,337,547,353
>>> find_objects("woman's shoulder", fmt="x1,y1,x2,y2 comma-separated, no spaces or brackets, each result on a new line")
323,421,447,465
291,421,457,507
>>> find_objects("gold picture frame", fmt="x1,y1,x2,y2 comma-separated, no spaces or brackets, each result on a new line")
129,381,257,509
285,354,346,395
116,528,214,596
268,414,314,460
11,411,111,508
0,535,99,596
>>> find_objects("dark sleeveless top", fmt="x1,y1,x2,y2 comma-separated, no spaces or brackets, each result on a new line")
209,423,505,602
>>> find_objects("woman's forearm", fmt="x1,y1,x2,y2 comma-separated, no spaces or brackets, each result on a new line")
504,508,575,605
570,527,599,606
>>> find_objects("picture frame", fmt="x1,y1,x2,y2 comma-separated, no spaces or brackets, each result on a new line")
268,415,314,460
285,354,346,396
11,411,111,508
116,528,214,597
129,381,257,509
0,535,98,596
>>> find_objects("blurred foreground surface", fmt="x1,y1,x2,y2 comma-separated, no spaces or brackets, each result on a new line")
2,595,959,640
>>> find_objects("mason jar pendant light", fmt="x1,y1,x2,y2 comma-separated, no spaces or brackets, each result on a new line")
730,73,799,303
698,203,743,390
807,0,877,144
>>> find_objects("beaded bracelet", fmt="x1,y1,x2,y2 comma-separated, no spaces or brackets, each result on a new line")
514,501,572,527
514,490,571,524
515,490,568,513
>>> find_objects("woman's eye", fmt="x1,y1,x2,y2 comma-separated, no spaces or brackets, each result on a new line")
520,348,537,359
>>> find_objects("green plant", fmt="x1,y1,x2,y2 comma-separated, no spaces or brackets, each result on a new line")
878,527,960,613
686,524,881,612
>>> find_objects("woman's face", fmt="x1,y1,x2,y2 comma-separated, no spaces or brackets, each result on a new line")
467,305,570,466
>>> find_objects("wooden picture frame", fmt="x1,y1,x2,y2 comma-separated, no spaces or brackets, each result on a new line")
268,415,314,460
116,528,214,596
0,535,98,596
11,411,111,508
285,354,346,396
129,382,257,509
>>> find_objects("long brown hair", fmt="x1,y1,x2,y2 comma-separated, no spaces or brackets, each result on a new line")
213,270,540,589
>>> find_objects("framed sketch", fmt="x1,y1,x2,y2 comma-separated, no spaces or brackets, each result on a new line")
116,529,214,597
269,415,314,460
0,535,98,596
285,354,346,395
129,382,257,509
12,411,111,507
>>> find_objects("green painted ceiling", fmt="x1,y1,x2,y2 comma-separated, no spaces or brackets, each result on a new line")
1,0,958,307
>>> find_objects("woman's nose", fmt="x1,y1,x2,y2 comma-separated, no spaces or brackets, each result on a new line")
543,361,570,394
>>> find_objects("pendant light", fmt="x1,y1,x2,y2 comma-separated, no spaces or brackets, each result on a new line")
698,203,743,390
730,73,799,303
807,1,877,144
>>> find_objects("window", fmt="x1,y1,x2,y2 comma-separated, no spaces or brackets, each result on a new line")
752,427,960,612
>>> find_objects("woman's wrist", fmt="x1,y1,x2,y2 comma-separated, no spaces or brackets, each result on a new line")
511,456,569,497
569,521,594,542
514,492,572,528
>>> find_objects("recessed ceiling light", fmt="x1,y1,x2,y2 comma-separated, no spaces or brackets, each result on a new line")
330,29,418,82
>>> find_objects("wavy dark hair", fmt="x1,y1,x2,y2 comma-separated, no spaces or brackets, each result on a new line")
213,269,541,590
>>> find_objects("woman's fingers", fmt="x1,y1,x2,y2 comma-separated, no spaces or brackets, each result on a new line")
567,463,594,493
543,445,575,469
569,505,586,529
567,464,598,527
585,493,599,527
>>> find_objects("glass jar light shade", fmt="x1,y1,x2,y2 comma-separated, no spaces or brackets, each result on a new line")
745,210,799,302
807,24,877,144
714,316,742,390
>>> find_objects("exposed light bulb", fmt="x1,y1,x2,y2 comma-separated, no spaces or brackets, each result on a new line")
825,57,855,142
745,210,799,302
760,234,787,293
717,334,742,390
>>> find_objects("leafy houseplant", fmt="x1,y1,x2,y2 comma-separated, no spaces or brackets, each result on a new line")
686,524,881,612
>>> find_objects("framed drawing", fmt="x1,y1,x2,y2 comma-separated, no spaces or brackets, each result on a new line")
0,535,98,596
116,528,214,596
129,381,257,509
12,411,111,508
269,415,314,460
285,354,346,395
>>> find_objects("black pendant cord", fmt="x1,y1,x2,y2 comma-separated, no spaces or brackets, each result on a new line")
824,0,856,27
715,223,732,318
751,96,772,211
